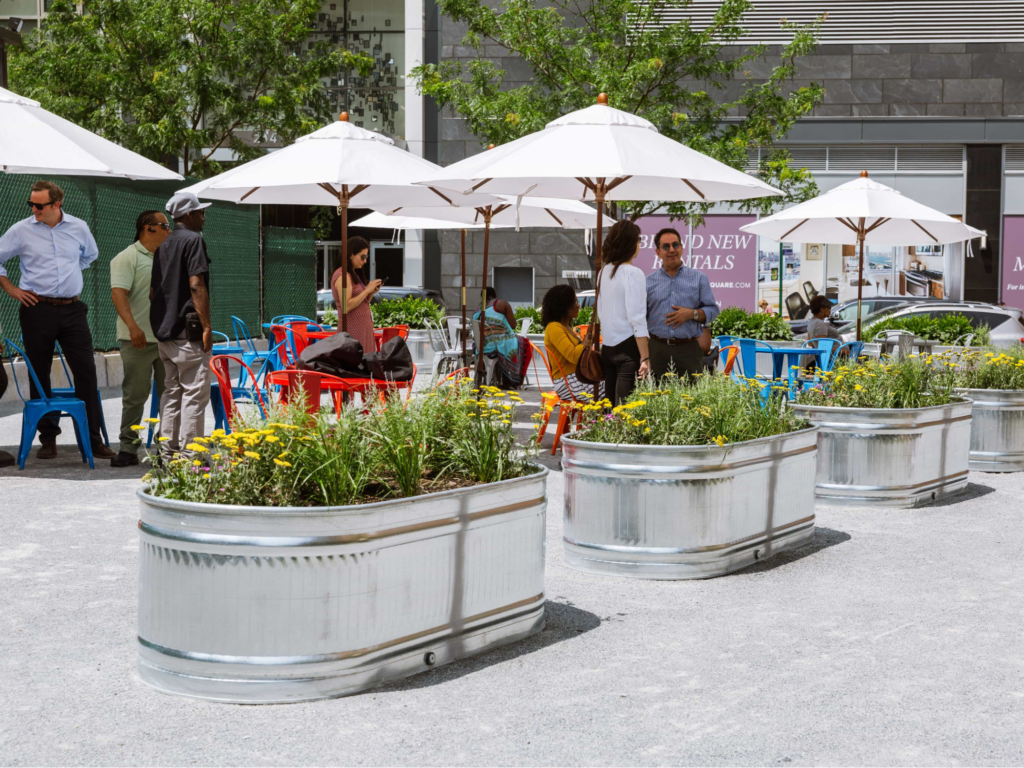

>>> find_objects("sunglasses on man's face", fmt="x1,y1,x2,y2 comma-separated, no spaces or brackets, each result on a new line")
27,200,57,211
659,241,682,252
148,223,171,231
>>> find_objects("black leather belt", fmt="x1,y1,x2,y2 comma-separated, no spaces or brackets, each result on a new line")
35,295,79,305
649,334,697,346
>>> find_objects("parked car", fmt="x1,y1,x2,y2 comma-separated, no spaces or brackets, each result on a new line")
841,302,1024,347
790,296,947,336
316,286,447,321
577,289,595,308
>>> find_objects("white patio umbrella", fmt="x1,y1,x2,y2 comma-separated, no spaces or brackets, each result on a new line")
351,197,612,375
0,87,183,180
179,113,497,332
739,172,987,339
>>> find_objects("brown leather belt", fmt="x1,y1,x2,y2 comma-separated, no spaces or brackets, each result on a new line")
35,295,78,305
649,333,697,346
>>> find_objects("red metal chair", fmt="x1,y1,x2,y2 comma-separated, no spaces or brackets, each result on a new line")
210,355,269,432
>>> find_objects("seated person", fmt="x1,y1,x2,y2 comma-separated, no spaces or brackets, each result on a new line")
801,295,845,371
473,286,532,388
541,284,606,401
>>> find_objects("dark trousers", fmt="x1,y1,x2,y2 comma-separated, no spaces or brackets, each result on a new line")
19,301,103,446
601,336,641,407
0,356,7,401
649,337,704,380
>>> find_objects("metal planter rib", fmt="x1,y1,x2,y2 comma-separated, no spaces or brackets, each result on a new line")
957,388,1024,472
136,468,548,703
560,428,819,580
790,400,972,507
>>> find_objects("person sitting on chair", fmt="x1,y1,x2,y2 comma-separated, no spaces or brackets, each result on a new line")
801,295,845,371
541,284,605,401
473,286,532,389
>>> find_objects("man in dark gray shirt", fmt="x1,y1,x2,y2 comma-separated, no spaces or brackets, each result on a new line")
802,295,844,369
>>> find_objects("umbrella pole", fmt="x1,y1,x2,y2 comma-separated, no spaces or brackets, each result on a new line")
855,226,866,342
476,211,492,388
338,188,349,334
592,186,605,400
778,242,784,317
461,228,468,369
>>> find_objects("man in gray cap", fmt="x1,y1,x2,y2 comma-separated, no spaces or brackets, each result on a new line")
150,192,213,453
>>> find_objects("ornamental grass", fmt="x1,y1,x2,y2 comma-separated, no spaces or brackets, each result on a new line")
142,381,536,507
568,372,808,447
794,353,960,409
953,346,1024,390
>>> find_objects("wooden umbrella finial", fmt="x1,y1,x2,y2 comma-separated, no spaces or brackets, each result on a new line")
860,170,868,178
597,93,608,105
488,143,496,150
339,112,349,122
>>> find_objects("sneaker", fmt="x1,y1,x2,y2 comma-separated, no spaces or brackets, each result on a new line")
111,451,140,467
92,443,117,460
0,450,15,468
37,441,57,460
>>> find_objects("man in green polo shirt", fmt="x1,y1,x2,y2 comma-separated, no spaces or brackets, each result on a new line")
109,211,171,467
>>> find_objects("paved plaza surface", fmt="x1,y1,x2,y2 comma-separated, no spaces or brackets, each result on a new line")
1,391,1023,766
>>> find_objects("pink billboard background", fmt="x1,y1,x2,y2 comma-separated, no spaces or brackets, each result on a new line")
1003,216,1024,312
633,214,758,312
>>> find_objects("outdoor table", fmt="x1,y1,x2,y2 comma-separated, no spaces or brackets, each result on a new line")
878,336,938,358
759,346,828,380
212,343,244,356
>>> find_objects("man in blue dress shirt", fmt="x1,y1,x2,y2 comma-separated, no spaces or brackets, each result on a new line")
0,180,116,461
645,227,720,379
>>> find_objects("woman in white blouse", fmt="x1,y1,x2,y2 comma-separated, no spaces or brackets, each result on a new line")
596,220,650,406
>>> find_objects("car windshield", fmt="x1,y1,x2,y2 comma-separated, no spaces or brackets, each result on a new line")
834,302,874,323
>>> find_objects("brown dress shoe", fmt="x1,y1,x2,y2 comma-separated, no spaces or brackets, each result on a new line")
37,441,57,460
92,443,117,460
0,450,15,468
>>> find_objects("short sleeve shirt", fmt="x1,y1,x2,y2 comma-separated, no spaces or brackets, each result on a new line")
110,241,157,343
150,227,210,342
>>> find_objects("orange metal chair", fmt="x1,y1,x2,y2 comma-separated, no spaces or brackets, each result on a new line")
529,341,589,455
721,344,740,376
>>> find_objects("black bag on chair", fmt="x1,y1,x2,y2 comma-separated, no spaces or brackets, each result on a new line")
360,336,414,381
296,332,365,377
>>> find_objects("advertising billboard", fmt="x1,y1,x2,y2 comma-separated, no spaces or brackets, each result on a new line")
1002,216,1024,311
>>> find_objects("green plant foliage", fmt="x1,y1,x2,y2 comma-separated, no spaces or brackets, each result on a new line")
576,306,593,327
322,308,338,328
795,354,960,409
864,313,989,346
410,0,825,224
571,372,808,447
515,305,543,328
709,307,795,341
10,0,373,178
955,347,1024,390
370,298,445,329
142,381,537,506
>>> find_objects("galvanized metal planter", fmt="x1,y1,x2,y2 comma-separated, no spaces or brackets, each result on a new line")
790,401,972,507
137,468,548,704
957,388,1024,472
561,428,819,580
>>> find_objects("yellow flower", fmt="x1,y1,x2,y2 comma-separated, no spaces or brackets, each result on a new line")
142,417,160,424
202,473,210,479
193,437,208,444
244,451,260,459
264,435,280,443
713,435,727,447
185,443,208,452
277,451,291,458
273,458,292,467
141,473,153,482
855,384,863,391
157,436,170,442
130,425,145,432
193,460,202,466
502,404,513,410
500,419,511,425
211,454,222,460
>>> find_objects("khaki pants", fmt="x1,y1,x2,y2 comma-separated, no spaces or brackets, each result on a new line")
158,338,211,453
118,341,166,455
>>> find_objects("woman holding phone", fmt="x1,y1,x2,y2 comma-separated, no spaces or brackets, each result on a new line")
331,236,382,354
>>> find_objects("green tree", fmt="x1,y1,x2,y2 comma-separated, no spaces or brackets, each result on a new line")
10,0,373,177
411,0,826,222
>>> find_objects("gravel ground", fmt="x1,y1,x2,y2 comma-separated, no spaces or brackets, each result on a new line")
1,389,1023,766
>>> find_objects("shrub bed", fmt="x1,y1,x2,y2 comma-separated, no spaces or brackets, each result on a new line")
864,312,989,346
708,306,794,341
794,354,960,409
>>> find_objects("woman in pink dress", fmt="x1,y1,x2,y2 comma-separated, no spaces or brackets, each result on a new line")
331,236,381,354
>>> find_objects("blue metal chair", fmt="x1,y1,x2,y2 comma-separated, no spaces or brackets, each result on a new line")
714,335,735,353
270,315,312,326
146,380,160,448
735,338,774,381
5,339,94,469
788,338,840,396
833,340,865,367
47,342,111,447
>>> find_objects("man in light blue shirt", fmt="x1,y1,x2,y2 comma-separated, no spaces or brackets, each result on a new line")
0,180,115,461
645,227,720,379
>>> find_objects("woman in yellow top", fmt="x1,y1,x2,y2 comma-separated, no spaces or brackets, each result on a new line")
541,284,606,401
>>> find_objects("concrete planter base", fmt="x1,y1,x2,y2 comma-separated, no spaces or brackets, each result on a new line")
137,468,548,703
791,401,972,507
560,429,819,580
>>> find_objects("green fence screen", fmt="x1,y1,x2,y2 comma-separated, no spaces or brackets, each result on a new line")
0,175,260,350
262,226,317,323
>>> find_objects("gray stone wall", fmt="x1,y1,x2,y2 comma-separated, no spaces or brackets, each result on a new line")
439,227,592,309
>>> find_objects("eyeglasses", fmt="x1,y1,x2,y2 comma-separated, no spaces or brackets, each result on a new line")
147,223,171,231
659,241,682,252
27,200,57,211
